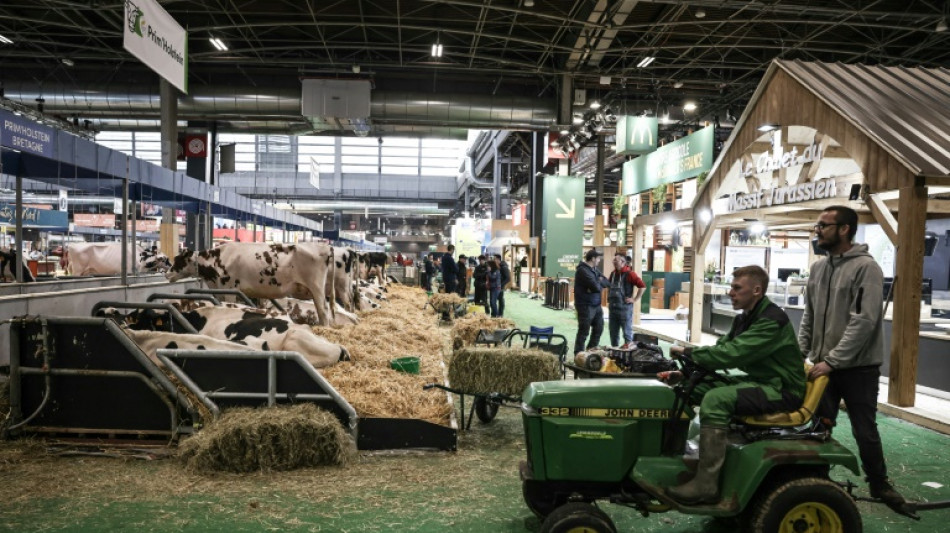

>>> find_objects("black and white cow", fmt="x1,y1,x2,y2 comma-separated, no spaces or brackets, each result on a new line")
165,242,336,326
107,305,350,368
0,248,36,282
358,251,390,287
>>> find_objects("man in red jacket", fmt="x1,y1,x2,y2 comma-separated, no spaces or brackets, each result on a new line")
607,253,646,347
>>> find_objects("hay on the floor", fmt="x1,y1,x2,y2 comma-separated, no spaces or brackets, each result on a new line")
448,346,561,397
313,284,454,425
178,403,354,473
450,314,516,349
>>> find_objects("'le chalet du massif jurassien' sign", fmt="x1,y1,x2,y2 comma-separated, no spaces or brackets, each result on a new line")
727,140,840,211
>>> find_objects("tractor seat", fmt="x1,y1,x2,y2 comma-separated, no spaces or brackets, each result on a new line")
739,373,829,427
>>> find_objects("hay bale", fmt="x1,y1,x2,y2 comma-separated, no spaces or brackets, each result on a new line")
448,347,561,397
450,314,515,349
178,403,354,473
429,293,466,314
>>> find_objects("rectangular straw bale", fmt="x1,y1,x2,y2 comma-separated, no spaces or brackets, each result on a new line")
448,346,561,397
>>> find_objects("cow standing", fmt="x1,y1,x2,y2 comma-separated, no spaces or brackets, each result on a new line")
330,246,361,312
165,242,336,327
63,242,170,276
358,251,390,288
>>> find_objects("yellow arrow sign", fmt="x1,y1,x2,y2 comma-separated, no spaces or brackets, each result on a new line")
555,198,576,218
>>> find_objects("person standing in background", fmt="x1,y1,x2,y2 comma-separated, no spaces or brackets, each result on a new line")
798,205,907,511
486,258,501,317
573,249,610,355
472,255,488,305
494,253,511,317
441,244,458,294
456,254,468,297
607,253,646,347
422,254,435,292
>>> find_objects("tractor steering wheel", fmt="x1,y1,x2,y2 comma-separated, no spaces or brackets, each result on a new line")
671,350,730,385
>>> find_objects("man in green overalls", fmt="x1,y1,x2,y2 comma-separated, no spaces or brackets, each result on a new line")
660,265,806,505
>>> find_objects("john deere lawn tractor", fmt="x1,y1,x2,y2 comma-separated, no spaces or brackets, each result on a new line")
520,352,911,533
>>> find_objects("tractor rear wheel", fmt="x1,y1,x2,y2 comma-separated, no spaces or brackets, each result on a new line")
474,397,499,423
539,502,617,533
746,477,861,533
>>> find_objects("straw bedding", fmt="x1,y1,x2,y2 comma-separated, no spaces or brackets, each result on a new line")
448,347,561,397
313,284,454,425
178,403,354,472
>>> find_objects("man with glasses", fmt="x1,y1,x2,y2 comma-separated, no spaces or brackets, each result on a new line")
799,205,907,511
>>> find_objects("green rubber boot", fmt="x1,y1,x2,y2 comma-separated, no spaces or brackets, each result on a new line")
667,426,729,505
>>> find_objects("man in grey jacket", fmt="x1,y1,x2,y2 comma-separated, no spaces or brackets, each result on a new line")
799,205,906,510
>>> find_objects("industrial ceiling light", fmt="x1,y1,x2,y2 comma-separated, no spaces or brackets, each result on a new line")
590,100,602,110
695,8,706,19
573,115,584,124
209,37,228,51
673,80,684,89
757,122,781,132
0,34,13,44
60,58,75,67
431,43,443,57
683,101,697,112
637,56,656,68
523,0,535,7
937,18,948,32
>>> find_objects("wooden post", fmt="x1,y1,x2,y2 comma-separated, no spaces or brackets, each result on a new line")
687,213,716,344
888,183,927,407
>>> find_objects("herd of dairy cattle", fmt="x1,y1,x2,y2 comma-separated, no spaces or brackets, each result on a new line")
10,241,395,370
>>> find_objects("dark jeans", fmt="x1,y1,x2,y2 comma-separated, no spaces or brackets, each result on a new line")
497,288,506,316
816,365,888,482
443,276,457,294
473,285,487,305
608,303,633,346
574,304,604,355
488,288,500,317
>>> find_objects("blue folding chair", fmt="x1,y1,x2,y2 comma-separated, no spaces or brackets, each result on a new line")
528,325,554,344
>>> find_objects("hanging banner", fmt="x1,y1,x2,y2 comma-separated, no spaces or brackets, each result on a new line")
123,0,188,93
1,110,55,157
541,176,584,277
512,203,527,226
616,116,658,155
0,204,68,230
622,125,714,195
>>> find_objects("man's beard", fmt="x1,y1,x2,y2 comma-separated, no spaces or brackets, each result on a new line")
818,232,840,251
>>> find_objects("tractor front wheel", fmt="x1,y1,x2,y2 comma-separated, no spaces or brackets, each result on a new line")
747,477,861,533
474,397,499,423
539,502,617,533
522,480,560,519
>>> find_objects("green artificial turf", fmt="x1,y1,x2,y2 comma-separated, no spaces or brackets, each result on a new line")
0,291,947,532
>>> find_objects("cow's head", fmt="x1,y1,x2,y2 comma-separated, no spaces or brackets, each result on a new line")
142,252,171,273
165,249,198,281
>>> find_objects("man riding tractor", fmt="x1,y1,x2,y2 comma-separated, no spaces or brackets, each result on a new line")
519,265,935,533
660,265,804,505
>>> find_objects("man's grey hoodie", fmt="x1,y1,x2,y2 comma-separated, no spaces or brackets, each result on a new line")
798,243,885,370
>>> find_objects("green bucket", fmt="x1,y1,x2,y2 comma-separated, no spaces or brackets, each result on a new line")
390,356,420,374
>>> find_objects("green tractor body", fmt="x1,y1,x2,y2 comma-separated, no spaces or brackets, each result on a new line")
521,377,863,530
